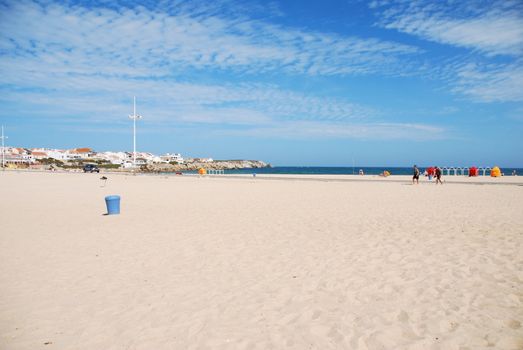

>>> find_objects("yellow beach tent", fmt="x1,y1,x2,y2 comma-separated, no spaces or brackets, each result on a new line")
491,166,501,177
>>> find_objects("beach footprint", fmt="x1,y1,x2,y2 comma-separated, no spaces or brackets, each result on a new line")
396,310,424,341
506,319,521,330
397,310,409,323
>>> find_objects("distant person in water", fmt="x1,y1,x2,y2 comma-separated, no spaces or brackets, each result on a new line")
435,166,443,185
412,165,420,184
359,169,364,175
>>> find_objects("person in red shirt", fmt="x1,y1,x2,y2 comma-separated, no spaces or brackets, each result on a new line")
427,167,435,180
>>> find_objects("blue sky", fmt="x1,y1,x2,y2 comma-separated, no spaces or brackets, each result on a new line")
0,0,522,166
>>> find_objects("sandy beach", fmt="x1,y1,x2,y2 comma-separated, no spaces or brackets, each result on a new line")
1,171,522,350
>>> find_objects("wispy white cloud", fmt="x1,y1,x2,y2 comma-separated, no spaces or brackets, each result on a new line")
0,0,449,141
0,0,380,130
0,77,374,127
0,0,418,78
219,120,445,140
372,0,523,56
450,61,523,102
368,1,523,102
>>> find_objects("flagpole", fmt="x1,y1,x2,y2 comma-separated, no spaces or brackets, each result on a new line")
129,97,142,168
1,126,7,171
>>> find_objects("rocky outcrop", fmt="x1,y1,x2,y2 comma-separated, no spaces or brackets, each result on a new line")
141,160,270,172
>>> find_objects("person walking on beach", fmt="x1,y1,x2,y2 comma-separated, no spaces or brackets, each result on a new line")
412,165,420,184
435,166,443,185
427,166,435,181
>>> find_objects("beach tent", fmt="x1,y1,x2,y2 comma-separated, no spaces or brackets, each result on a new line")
491,166,501,177
469,166,478,177
198,168,207,175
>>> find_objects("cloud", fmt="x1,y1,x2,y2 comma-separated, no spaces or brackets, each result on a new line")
450,61,523,102
0,77,373,125
0,0,449,142
220,120,445,140
0,75,445,141
368,1,523,102
0,0,419,79
372,0,523,56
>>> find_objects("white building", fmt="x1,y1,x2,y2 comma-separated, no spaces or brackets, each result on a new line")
45,150,68,161
31,148,84,163
1,148,35,165
30,149,49,160
4,155,35,165
122,159,146,168
160,153,184,164
65,148,93,160
93,151,129,165
133,152,157,164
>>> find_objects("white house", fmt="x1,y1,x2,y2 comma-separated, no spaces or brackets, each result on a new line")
30,148,72,161
122,158,147,168
3,154,31,165
45,149,68,161
160,153,184,164
30,149,49,160
65,148,92,160
92,151,128,165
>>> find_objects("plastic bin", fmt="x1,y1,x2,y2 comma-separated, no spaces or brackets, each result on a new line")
105,195,121,215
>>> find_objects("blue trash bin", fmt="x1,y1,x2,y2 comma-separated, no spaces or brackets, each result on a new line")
105,195,121,215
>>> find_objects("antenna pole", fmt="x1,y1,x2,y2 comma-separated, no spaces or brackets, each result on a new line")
129,97,142,169
1,126,7,171
133,96,136,167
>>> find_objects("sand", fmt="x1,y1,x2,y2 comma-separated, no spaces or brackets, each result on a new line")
0,171,522,349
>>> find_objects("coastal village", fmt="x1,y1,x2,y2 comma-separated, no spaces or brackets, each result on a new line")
0,147,269,172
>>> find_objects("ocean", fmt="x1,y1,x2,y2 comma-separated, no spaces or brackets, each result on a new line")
192,166,523,176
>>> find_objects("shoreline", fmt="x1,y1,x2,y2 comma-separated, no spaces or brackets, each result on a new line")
2,168,523,186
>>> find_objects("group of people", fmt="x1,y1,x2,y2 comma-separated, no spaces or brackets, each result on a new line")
413,165,443,185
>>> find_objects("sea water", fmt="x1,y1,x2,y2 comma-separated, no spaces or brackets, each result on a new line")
185,166,523,176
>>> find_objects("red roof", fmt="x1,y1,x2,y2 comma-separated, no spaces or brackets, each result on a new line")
31,151,47,156
71,147,92,153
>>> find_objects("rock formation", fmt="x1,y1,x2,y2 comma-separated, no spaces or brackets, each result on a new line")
140,160,270,173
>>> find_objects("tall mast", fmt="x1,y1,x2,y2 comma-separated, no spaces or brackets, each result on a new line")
129,97,142,168
0,126,7,170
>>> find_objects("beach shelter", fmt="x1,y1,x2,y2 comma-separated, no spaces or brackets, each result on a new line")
469,166,478,177
491,166,501,177
198,168,207,175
